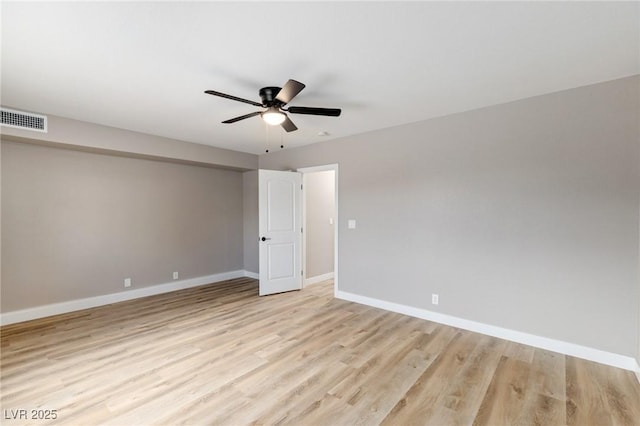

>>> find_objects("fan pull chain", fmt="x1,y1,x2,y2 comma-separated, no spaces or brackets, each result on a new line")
265,123,270,153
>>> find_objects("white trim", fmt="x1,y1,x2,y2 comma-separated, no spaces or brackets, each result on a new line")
0,270,253,326
244,271,259,280
296,164,338,174
304,272,334,286
301,172,308,285
636,364,640,385
336,289,640,373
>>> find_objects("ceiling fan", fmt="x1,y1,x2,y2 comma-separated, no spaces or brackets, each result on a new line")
204,79,341,133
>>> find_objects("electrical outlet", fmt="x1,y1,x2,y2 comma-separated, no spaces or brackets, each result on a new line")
431,294,439,305
173,271,179,280
124,278,132,288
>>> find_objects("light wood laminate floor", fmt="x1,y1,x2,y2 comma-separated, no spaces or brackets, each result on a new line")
1,278,639,425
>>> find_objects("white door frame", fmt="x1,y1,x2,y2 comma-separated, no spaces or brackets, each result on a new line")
297,164,339,297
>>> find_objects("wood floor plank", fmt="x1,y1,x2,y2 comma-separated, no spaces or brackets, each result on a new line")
249,362,355,425
511,349,567,426
566,356,640,426
566,356,615,425
430,335,507,425
381,329,483,424
503,341,536,364
473,356,532,426
1,278,639,425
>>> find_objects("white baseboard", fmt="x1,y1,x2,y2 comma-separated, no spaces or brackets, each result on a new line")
335,290,640,373
304,272,334,286
1,270,256,326
636,366,640,385
244,271,259,280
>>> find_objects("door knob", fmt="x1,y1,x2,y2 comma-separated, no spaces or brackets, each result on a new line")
261,237,271,241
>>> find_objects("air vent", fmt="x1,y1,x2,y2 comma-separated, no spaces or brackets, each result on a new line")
1,107,48,133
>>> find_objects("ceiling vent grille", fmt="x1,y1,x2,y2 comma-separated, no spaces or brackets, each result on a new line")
1,107,48,133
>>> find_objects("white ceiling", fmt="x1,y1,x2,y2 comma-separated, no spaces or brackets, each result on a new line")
2,1,638,155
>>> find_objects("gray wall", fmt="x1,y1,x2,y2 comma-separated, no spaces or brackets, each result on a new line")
305,171,335,278
243,170,259,274
260,76,640,358
1,141,244,312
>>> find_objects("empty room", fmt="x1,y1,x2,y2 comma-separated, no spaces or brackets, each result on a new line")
1,1,639,425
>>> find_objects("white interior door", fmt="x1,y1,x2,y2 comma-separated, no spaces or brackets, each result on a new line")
259,169,302,296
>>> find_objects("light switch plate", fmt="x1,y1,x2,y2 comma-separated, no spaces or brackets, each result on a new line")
348,219,356,229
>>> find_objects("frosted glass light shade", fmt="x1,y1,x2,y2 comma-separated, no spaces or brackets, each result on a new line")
262,108,286,125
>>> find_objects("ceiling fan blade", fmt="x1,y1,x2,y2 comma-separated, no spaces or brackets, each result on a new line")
275,79,306,104
288,106,341,117
222,111,262,124
281,115,298,132
205,90,263,107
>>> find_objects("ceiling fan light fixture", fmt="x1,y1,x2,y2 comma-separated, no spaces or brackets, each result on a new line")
262,107,286,126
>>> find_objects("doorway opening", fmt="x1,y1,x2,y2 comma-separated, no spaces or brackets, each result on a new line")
298,164,339,296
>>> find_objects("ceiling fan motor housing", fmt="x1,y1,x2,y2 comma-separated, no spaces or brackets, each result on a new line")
259,87,283,106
